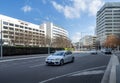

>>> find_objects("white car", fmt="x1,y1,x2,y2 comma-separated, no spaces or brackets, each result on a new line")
90,49,97,54
45,51,74,65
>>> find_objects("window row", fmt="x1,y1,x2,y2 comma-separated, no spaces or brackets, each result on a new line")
3,26,44,33
3,21,44,32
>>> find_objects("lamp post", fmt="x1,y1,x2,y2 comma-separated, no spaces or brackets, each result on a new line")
0,19,3,59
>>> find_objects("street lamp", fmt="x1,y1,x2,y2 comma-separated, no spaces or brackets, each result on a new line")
0,19,3,59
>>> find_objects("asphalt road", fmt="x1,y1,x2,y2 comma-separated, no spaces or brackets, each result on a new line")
0,52,110,83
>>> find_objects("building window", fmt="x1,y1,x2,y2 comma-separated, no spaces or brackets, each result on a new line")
9,36,14,38
9,23,14,26
29,28,32,30
9,27,14,30
15,24,19,27
9,32,14,34
20,26,23,28
4,35,8,38
3,21,8,25
25,27,28,29
3,31,8,34
36,29,39,31
3,26,8,29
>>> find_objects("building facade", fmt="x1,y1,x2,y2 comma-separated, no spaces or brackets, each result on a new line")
0,14,69,47
0,14,45,46
79,35,97,50
40,22,69,42
96,2,120,45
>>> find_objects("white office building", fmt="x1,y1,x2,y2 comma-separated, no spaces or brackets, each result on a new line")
96,2,120,45
0,14,45,46
40,22,69,42
0,14,69,47
79,35,96,50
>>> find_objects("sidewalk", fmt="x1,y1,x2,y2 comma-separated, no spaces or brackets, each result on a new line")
114,51,120,83
114,51,120,62
101,52,120,83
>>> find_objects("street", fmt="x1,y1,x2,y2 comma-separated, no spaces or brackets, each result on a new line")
0,52,110,83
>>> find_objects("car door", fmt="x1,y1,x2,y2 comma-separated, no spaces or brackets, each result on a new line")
64,52,69,63
67,51,72,62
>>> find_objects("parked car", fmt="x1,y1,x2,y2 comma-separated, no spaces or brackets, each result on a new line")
104,49,112,54
45,50,74,65
101,48,112,54
90,49,97,54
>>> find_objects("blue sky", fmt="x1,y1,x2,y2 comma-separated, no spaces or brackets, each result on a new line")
0,0,119,42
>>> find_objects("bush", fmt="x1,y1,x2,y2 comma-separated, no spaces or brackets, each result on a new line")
3,46,64,56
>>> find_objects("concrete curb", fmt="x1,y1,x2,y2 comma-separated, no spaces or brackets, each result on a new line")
109,55,119,83
101,55,113,83
101,54,119,83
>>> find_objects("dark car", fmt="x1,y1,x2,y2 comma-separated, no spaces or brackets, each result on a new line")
104,49,112,54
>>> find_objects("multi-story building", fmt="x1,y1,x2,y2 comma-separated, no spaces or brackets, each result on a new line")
88,36,97,49
0,14,45,46
0,14,69,47
79,35,96,50
40,22,69,42
96,2,120,45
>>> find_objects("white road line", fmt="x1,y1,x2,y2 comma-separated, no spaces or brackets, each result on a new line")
0,56,47,63
69,70,104,77
39,66,106,83
29,64,45,68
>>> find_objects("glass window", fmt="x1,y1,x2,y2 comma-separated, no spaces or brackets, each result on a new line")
15,24,19,27
53,51,64,56
4,35,8,38
20,26,23,28
9,23,14,26
9,27,14,30
3,21,8,25
25,27,28,29
29,28,32,30
3,26,8,29
9,32,14,34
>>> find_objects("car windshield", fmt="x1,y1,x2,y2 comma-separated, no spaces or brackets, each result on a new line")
53,52,64,56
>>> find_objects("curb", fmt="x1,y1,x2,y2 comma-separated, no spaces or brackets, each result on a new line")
101,54,119,83
109,55,119,83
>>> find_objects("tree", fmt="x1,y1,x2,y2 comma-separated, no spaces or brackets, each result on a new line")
45,35,51,47
52,35,72,48
104,34,120,49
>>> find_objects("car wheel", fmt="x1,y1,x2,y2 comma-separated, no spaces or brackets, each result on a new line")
60,59,64,65
71,57,74,63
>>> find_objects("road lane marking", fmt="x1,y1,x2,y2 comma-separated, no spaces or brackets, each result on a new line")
39,66,106,83
29,64,45,68
69,70,104,76
0,56,47,63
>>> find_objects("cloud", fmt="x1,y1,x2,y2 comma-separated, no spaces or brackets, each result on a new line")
21,5,32,13
51,0,104,19
71,25,95,43
88,0,104,16
51,0,86,19
86,25,95,35
71,32,81,43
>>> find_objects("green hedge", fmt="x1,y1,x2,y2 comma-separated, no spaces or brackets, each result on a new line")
3,46,64,56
